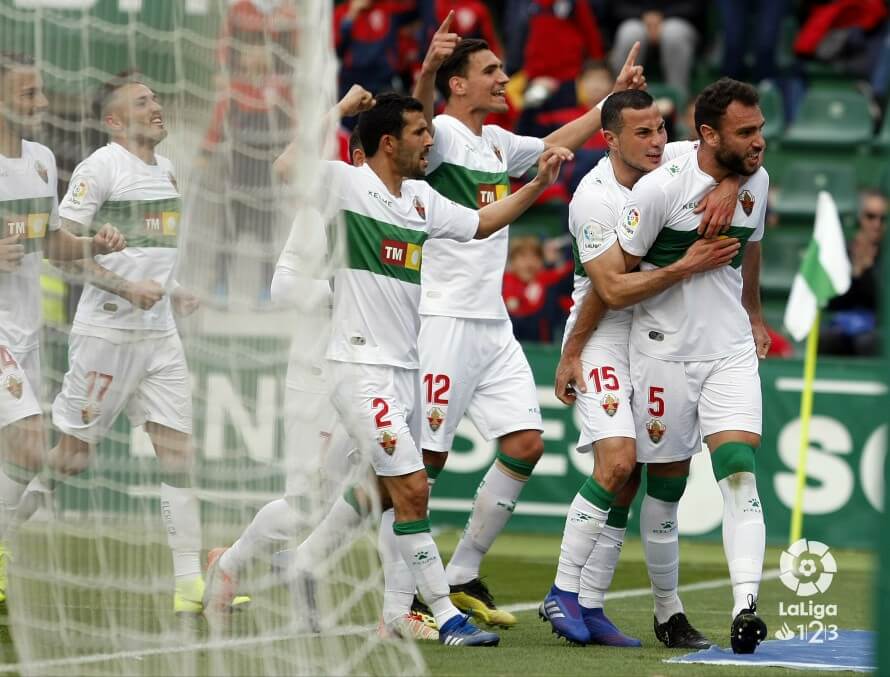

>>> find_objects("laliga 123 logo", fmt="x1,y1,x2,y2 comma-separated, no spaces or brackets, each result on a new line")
779,538,836,596
775,538,840,643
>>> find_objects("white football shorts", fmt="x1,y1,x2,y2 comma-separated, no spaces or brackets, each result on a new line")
329,361,424,477
418,315,543,452
574,341,636,453
630,343,762,464
52,331,193,444
0,344,42,429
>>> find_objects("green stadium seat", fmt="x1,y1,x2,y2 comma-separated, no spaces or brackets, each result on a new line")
772,161,857,219
647,82,683,112
761,227,811,296
758,81,784,142
784,88,873,148
875,112,890,150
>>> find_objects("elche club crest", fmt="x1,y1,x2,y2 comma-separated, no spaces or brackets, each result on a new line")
34,160,48,184
413,196,426,220
739,189,755,216
378,430,398,455
601,394,619,417
5,375,23,400
646,418,666,444
427,406,444,432
81,402,100,424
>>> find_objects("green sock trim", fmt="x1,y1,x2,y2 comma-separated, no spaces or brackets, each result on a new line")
711,442,756,482
160,471,192,488
1,461,37,485
342,486,363,516
495,450,535,478
646,473,688,502
424,464,443,480
606,504,630,529
393,518,431,535
579,477,615,511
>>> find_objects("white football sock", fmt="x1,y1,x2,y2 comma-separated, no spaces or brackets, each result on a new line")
579,524,626,609
220,498,298,575
159,483,202,581
0,467,28,541
292,495,363,573
718,472,765,617
378,509,415,624
641,495,683,624
446,463,526,586
554,493,608,593
395,527,461,629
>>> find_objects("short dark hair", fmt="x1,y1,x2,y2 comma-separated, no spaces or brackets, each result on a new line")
357,93,424,157
92,69,144,121
0,52,35,88
601,90,655,134
694,77,759,136
435,39,490,101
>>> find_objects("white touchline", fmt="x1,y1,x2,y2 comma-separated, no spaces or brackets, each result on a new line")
501,568,782,613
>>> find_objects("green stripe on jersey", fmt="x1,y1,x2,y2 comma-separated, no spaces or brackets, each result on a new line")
344,210,427,284
643,225,756,269
1,196,54,253
426,161,510,209
94,197,181,248
571,237,587,278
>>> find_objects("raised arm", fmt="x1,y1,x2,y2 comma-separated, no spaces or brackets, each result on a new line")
742,241,770,358
413,11,460,128
589,237,741,309
475,147,573,238
541,42,645,152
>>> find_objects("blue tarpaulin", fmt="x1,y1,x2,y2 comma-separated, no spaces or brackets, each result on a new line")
664,630,875,672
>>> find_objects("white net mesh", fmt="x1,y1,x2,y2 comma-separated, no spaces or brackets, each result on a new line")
0,1,422,674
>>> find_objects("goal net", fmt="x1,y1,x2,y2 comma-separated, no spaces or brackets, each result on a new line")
0,1,422,675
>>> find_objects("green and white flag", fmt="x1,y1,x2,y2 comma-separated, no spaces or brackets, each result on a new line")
783,191,852,342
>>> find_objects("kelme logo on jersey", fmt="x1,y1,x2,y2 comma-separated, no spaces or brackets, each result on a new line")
35,160,48,184
167,172,179,192
381,239,422,271
477,183,508,207
378,430,398,455
5,375,23,400
739,189,755,216
492,145,503,163
413,196,426,220
646,418,666,444
601,394,619,417
621,207,640,239
427,406,444,432
144,211,179,236
71,180,88,206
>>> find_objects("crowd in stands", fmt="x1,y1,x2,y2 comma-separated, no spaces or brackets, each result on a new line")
206,1,889,354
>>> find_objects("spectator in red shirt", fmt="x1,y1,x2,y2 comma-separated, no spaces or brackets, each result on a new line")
420,0,504,56
334,0,418,104
503,236,574,342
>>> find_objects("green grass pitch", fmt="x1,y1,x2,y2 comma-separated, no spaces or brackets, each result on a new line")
0,528,873,676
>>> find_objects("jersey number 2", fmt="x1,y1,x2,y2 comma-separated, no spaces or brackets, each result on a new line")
372,398,392,428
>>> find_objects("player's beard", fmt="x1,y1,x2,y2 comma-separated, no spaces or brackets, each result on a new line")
715,145,757,177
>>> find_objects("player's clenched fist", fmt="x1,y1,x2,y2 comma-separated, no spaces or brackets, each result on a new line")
338,84,376,118
533,147,574,187
123,279,164,310
172,287,200,317
0,234,25,272
421,10,461,75
92,223,126,255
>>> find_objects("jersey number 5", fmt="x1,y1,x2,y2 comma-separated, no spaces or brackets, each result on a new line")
648,386,665,417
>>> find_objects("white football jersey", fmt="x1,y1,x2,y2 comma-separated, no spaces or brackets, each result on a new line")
565,141,698,347
0,140,60,350
59,142,180,334
420,114,544,320
326,162,478,370
618,151,768,361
